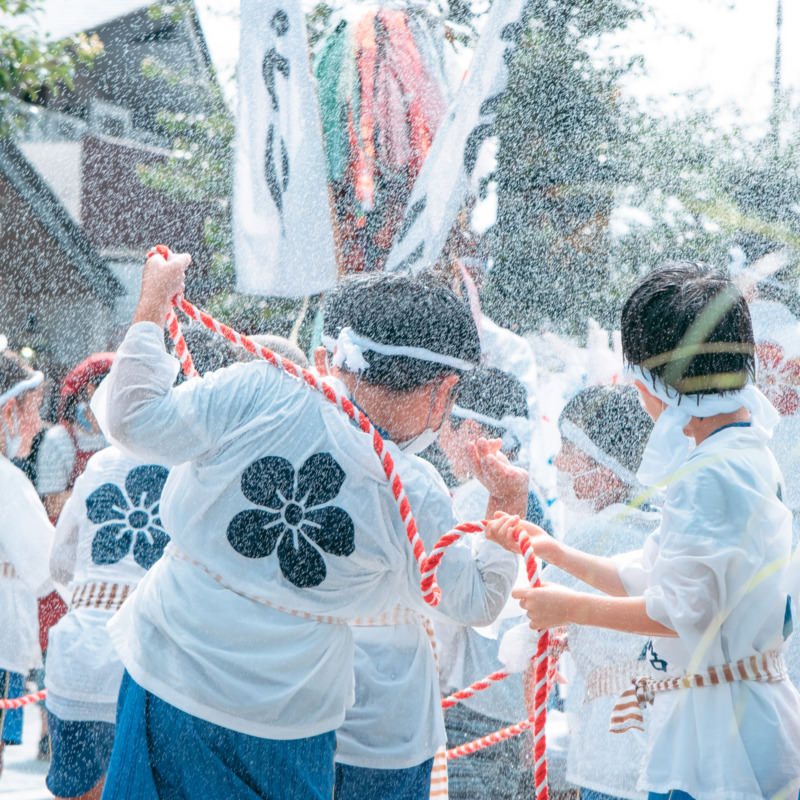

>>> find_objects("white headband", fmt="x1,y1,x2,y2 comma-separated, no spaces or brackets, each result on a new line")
0,371,43,408
450,404,530,453
558,417,640,487
323,327,477,374
625,364,778,485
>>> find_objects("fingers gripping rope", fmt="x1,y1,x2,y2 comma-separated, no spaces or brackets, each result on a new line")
151,247,553,798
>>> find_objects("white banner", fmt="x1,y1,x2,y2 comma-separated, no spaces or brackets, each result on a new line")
234,0,337,296
384,0,529,274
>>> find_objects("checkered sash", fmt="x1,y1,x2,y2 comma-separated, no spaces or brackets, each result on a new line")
71,581,134,612
609,648,786,734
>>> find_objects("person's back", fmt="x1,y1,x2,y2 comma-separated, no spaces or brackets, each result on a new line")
94,251,519,799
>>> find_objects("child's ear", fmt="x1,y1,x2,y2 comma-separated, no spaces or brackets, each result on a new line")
633,380,666,421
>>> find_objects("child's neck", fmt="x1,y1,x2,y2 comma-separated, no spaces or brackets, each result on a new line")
682,407,751,446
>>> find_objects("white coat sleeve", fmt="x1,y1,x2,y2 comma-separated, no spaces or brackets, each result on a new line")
410,469,518,628
4,465,54,597
93,322,272,467
49,488,81,586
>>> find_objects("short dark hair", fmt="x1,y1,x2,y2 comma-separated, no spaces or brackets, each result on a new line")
450,367,528,433
177,325,243,380
559,385,652,479
621,261,755,395
322,272,481,392
0,351,35,399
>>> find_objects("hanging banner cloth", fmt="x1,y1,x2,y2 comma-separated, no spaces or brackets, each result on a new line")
384,0,530,274
233,0,338,296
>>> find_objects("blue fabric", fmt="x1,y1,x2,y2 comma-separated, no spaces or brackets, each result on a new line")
46,712,115,797
580,789,628,800
0,670,24,745
648,792,696,800
102,671,336,800
334,759,434,800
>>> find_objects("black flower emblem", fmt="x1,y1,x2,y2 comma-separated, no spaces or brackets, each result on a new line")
227,453,355,588
86,465,170,570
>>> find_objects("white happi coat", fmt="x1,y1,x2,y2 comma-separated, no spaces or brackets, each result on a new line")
93,322,513,740
617,425,800,800
0,455,53,674
46,446,170,722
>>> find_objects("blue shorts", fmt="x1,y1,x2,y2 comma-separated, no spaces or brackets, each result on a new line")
0,670,25,745
102,671,336,800
648,793,695,800
46,712,115,797
334,759,434,800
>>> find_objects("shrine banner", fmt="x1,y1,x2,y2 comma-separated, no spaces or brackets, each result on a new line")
234,0,337,296
384,0,530,274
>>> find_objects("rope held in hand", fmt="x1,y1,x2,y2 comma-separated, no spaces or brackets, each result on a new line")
151,246,552,798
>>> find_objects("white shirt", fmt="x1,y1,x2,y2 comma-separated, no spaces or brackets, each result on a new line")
617,425,800,800
0,455,54,673
36,423,106,496
433,477,528,726
46,447,170,722
337,469,518,768
93,322,512,741
545,503,658,800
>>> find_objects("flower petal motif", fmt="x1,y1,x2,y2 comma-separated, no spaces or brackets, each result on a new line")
227,451,355,589
296,452,345,507
227,509,283,558
91,523,133,565
125,465,169,509
277,530,327,588
87,465,171,567
241,457,295,509
133,527,171,570
86,484,128,525
302,507,355,557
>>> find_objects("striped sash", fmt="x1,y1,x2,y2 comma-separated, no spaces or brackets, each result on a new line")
609,648,786,734
71,581,134,612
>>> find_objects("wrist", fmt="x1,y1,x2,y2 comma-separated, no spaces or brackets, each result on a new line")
133,296,170,326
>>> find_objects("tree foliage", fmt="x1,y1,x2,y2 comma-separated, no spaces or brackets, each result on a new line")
0,0,102,131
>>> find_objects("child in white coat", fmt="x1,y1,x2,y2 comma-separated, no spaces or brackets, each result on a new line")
487,262,800,800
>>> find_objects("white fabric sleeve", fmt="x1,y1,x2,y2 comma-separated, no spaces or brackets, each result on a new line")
93,322,268,467
639,469,754,635
413,473,518,627
49,488,81,586
615,547,648,596
35,425,76,495
4,465,55,596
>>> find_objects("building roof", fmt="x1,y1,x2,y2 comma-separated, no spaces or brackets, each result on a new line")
0,140,123,304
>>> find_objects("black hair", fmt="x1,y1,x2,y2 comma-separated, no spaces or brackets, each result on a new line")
322,272,481,392
0,351,35,399
177,325,243,380
449,367,528,453
621,261,755,395
559,385,653,479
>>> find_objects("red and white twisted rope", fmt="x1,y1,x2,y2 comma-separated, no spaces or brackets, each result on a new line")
0,689,47,709
152,247,552,798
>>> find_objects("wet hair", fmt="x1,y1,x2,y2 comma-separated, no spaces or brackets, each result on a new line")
0,351,35,400
177,326,243,380
559,385,653,479
449,367,528,435
621,261,755,395
248,334,309,368
322,272,481,392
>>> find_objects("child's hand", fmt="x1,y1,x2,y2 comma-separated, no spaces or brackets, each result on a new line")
134,248,191,326
483,512,523,554
471,437,528,503
512,583,577,630
485,513,556,560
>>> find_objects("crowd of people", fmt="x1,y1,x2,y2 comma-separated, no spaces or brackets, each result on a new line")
0,250,799,800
